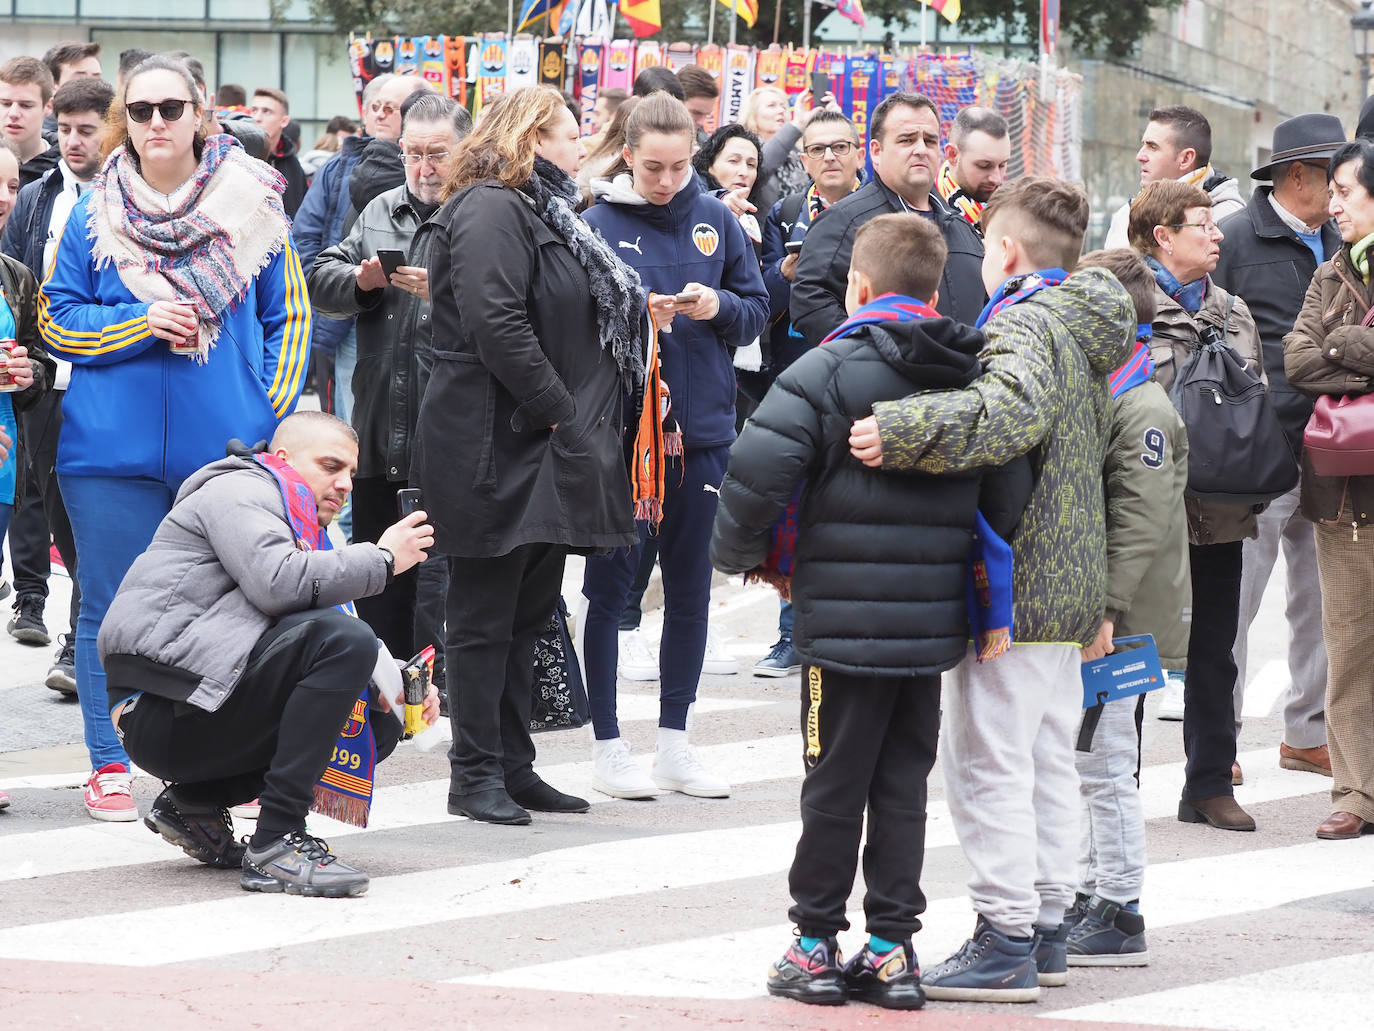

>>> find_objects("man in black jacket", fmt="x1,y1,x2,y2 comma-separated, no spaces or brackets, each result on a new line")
789,91,985,347
250,87,308,217
307,93,471,668
1212,113,1344,779
0,75,112,686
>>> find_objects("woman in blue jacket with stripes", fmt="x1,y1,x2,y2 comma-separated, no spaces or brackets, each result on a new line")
38,55,309,824
581,92,769,801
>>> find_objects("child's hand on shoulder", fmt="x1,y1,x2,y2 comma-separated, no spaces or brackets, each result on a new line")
849,416,884,467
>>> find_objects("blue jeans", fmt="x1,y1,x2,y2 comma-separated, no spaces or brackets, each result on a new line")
779,599,794,638
60,474,177,770
335,326,357,426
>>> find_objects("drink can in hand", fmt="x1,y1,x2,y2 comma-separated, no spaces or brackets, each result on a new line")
0,337,17,392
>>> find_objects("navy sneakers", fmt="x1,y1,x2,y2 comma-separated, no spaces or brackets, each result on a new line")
920,919,1040,1002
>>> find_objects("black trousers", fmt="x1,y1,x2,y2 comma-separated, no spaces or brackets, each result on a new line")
414,554,449,683
313,348,336,414
445,542,567,794
1182,540,1244,802
350,475,419,659
117,609,394,841
787,667,941,942
9,390,80,629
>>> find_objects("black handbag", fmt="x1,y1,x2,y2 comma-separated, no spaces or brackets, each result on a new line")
529,596,591,733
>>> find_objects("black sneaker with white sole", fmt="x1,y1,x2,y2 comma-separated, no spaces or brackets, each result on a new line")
45,634,77,695
7,594,50,646
241,830,369,897
144,786,246,868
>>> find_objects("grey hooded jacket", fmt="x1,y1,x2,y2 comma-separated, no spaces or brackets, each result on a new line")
98,455,389,713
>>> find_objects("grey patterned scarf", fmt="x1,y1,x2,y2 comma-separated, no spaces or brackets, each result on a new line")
523,156,645,386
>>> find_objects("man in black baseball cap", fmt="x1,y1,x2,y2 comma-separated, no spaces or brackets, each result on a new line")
1212,111,1347,785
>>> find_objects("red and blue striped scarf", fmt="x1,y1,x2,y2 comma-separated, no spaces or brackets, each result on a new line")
975,268,1070,329
820,293,940,345
253,452,377,829
1110,332,1156,399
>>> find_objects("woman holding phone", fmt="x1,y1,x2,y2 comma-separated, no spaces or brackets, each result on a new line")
580,92,769,800
38,54,308,823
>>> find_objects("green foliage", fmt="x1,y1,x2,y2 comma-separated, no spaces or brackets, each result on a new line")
297,0,1179,59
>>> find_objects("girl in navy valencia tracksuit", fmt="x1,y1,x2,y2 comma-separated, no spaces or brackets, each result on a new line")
580,92,769,800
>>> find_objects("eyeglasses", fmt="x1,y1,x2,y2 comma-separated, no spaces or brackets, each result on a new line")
1168,220,1221,235
126,99,192,124
803,140,856,160
400,150,450,165
368,101,400,117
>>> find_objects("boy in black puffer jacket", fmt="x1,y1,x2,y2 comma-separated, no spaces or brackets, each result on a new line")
710,213,1028,1011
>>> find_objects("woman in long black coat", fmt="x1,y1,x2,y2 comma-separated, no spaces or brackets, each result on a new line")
412,86,643,825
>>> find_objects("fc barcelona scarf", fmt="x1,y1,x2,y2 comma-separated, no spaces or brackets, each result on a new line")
975,268,1069,328
819,292,939,345
966,511,1014,660
1109,337,1156,400
253,452,378,828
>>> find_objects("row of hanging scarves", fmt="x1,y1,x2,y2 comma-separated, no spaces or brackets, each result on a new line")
346,34,933,150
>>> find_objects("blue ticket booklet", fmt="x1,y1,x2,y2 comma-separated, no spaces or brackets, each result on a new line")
1080,634,1166,708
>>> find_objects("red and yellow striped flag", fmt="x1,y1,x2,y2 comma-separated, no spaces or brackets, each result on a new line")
717,0,759,29
923,0,961,23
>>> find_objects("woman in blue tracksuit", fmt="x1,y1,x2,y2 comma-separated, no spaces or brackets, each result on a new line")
581,92,769,801
38,56,309,823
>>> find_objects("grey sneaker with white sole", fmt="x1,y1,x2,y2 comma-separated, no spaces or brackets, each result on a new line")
241,830,369,897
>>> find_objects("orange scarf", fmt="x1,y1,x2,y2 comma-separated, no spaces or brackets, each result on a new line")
631,304,682,527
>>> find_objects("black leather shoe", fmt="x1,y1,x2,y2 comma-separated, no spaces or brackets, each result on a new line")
447,788,531,825
510,778,591,814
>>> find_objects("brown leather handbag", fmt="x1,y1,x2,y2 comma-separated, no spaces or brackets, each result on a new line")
1304,302,1374,476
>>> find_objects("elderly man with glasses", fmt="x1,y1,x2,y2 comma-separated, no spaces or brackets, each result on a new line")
307,93,471,667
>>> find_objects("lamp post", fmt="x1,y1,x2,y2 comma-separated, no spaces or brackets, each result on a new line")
1354,0,1374,99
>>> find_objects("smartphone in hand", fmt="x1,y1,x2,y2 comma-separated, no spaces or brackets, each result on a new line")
396,488,424,518
809,71,830,104
674,291,702,304
377,249,407,281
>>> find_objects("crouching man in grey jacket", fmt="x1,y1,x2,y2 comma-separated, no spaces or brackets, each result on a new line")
99,411,435,898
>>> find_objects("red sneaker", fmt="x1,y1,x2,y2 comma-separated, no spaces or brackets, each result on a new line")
0,789,10,810
49,543,67,573
231,798,261,819
85,763,137,822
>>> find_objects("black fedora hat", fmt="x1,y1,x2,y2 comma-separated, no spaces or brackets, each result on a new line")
1252,113,1348,181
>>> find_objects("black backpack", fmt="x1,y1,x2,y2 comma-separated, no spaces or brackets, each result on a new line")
1169,300,1298,506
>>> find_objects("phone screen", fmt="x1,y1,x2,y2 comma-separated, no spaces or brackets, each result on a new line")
377,249,407,279
809,72,830,102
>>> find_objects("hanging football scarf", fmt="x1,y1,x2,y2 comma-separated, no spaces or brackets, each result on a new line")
508,36,539,88
394,36,420,76
348,37,374,114
372,38,396,75
419,36,448,93
445,35,467,105
783,46,812,96
602,39,635,91
880,54,904,102
538,40,567,88
474,35,508,116
721,44,754,125
251,453,378,829
664,42,698,70
845,54,879,152
634,39,662,76
755,46,786,89
578,42,603,134
695,45,723,132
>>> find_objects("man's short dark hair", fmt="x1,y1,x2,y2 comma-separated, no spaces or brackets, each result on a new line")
871,91,939,144
982,176,1090,271
119,49,154,81
676,65,719,101
253,86,289,115
633,66,685,100
217,83,247,107
1077,249,1158,325
403,90,473,138
950,106,1008,147
851,213,947,301
269,410,358,451
165,51,206,91
51,77,115,120
42,41,100,84
0,57,55,105
802,109,859,143
1148,104,1212,170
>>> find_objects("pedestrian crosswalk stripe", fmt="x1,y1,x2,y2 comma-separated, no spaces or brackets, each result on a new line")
0,741,1329,884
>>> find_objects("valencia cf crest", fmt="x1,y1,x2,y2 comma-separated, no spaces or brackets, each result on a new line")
691,222,720,257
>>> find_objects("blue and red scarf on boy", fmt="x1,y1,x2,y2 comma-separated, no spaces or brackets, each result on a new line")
1110,328,1156,399
975,268,1070,329
820,293,940,345
253,452,378,829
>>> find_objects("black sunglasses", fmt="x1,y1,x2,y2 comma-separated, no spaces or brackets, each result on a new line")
126,99,192,124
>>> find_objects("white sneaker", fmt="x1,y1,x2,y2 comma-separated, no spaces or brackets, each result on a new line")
1156,672,1185,721
653,737,731,798
618,628,659,681
701,623,739,676
591,738,660,799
